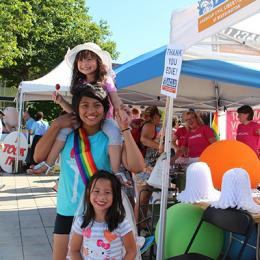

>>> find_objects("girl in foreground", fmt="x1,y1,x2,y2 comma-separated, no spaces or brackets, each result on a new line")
70,171,136,260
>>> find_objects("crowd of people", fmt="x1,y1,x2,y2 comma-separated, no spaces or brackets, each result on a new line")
1,41,258,258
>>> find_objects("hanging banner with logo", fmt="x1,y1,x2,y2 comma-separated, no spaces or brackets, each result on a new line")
170,0,260,50
0,132,28,173
226,108,260,139
161,45,183,98
198,0,256,32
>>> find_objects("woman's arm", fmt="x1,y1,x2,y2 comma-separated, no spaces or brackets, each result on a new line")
122,231,137,260
33,113,77,163
116,108,145,173
121,129,145,173
69,233,83,260
140,123,159,149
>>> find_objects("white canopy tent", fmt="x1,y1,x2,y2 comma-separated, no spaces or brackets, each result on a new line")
18,60,72,101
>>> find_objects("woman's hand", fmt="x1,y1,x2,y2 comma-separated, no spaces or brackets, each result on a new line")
53,112,79,129
115,105,131,131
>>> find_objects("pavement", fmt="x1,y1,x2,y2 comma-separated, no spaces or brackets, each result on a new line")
0,172,58,260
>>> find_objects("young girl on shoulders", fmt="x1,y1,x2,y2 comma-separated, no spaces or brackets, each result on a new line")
30,42,126,178
70,171,137,260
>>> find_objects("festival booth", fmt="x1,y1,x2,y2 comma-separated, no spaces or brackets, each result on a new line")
116,2,260,259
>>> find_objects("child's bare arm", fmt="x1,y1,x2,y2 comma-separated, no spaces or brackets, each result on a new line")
69,233,83,260
53,91,73,113
123,231,137,260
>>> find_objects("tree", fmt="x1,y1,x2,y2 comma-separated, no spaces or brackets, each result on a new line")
0,0,118,88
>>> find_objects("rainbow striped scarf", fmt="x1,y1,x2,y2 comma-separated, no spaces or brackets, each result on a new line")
74,128,97,186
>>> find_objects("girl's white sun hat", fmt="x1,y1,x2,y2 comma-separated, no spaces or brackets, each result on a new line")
65,42,113,74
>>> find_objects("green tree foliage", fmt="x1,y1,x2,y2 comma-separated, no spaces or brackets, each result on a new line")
25,101,62,123
0,0,118,120
0,0,118,85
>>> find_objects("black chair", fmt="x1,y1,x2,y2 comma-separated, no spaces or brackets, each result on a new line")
137,187,177,235
168,206,255,260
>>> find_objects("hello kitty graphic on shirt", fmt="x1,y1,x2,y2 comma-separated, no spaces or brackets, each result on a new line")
81,226,117,260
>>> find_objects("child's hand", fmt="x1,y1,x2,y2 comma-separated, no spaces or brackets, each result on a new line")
52,91,64,106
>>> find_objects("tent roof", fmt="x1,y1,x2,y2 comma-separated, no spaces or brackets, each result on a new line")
18,60,72,101
115,44,260,110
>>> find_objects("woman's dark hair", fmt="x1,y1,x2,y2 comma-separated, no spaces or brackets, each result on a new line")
81,171,125,232
70,50,107,95
144,106,161,121
237,105,254,121
35,111,43,121
71,83,110,124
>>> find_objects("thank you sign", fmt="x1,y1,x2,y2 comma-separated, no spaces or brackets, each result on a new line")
161,45,183,98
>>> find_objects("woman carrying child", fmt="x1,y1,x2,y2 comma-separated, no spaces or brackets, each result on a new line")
34,84,144,259
32,42,126,179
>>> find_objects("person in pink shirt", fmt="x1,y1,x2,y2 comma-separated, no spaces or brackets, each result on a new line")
171,111,216,165
172,114,189,164
236,105,260,157
183,111,216,164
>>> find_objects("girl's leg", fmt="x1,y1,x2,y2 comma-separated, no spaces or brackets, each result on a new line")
53,234,69,260
28,140,65,175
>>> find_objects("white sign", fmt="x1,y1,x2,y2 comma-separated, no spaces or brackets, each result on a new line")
160,45,184,98
0,132,28,173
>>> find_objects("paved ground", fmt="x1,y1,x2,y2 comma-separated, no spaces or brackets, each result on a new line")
0,172,58,260
0,173,154,260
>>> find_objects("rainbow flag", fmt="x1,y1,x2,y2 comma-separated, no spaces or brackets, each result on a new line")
212,111,219,140
74,128,97,186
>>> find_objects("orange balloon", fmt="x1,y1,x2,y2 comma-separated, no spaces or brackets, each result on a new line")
200,140,260,189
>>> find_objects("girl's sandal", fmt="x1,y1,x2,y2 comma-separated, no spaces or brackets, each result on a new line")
26,161,53,175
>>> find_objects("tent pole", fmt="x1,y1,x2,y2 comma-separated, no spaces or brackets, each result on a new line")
15,88,23,173
156,96,173,260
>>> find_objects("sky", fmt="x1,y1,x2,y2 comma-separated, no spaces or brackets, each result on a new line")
87,0,196,64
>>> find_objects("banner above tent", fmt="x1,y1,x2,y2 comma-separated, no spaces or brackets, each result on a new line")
170,0,260,49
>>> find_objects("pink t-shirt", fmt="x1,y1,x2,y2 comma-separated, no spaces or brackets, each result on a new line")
236,121,260,155
103,77,117,119
175,126,188,147
184,125,215,158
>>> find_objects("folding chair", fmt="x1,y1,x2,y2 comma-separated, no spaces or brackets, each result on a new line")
168,206,255,260
137,187,177,235
137,188,177,259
